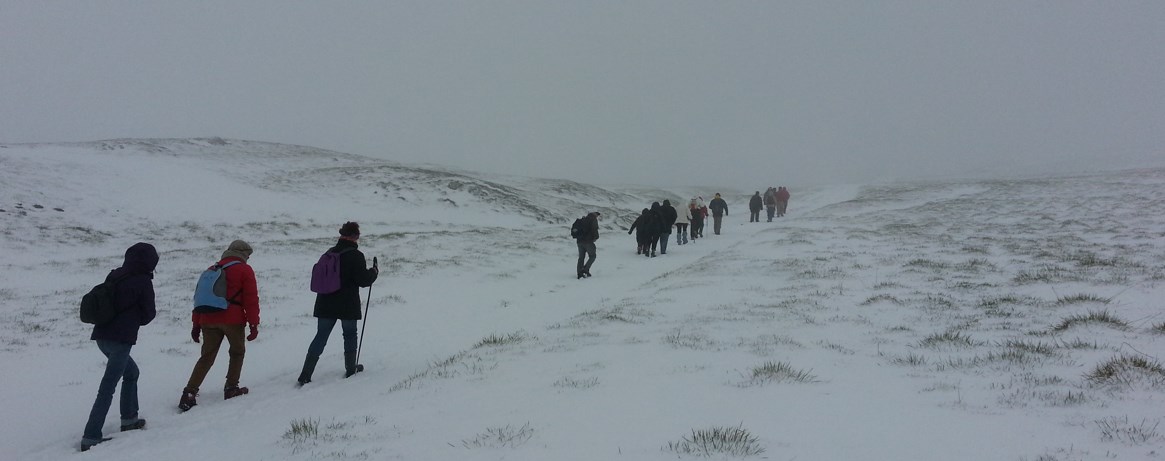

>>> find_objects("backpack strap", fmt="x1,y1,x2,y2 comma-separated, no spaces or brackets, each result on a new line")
219,260,245,305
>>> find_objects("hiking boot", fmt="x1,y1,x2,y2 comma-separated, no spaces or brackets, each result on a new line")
120,419,146,432
298,355,319,386
178,390,198,412
345,364,365,378
583,271,591,277
80,437,112,452
224,386,249,400
344,351,363,378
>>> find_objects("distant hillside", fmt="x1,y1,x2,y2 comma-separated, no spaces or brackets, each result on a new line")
0,138,744,257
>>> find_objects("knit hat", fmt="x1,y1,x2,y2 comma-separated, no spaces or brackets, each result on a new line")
222,239,253,262
715,193,721,198
339,221,361,237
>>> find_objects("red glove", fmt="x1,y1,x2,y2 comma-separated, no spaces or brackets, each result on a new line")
247,324,258,341
191,325,200,343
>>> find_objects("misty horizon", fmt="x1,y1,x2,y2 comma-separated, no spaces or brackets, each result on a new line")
2,1,1162,187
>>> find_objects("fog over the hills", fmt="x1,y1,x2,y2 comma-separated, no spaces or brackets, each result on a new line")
2,1,1162,187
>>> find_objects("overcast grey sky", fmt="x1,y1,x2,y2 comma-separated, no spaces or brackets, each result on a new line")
2,1,1162,187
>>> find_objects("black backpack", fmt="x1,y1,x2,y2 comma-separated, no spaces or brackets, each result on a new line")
570,218,584,239
80,273,130,325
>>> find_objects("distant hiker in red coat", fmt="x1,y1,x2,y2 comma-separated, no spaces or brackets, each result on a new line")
776,187,791,217
180,239,260,412
688,199,703,241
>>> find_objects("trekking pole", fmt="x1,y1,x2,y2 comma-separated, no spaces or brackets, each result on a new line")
355,257,376,367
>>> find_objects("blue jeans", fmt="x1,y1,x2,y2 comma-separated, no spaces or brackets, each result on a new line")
83,340,139,442
307,318,358,358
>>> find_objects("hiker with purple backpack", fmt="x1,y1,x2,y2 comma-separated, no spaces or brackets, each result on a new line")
297,222,379,385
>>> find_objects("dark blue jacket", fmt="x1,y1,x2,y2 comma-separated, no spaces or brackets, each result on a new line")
91,242,158,345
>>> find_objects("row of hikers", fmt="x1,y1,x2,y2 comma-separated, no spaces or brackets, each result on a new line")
627,194,729,257
748,187,791,222
574,189,790,278
82,189,795,449
79,222,377,451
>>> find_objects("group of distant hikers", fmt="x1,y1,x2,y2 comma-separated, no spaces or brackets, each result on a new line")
573,188,789,279
79,222,377,451
748,186,791,222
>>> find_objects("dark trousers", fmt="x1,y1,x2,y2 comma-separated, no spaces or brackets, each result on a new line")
750,210,760,222
713,215,723,234
766,206,776,221
675,224,688,244
576,241,596,275
307,318,358,357
659,231,670,253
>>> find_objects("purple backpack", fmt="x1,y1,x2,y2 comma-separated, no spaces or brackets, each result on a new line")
310,248,353,294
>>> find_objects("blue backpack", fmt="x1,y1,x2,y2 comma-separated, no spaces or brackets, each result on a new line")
192,261,243,313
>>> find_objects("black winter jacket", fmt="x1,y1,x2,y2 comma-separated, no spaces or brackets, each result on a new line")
313,239,378,320
91,242,158,345
660,204,678,231
710,198,729,217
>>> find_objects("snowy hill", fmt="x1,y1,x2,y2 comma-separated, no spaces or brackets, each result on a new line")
2,139,1164,461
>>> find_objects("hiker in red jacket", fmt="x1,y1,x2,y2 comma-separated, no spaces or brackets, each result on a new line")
180,240,260,411
776,187,791,217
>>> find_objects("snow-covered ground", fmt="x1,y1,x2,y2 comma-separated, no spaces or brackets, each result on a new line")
2,139,1163,461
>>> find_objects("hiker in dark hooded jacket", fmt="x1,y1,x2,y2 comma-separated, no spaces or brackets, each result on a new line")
659,200,678,255
749,191,763,222
645,202,664,257
628,208,652,255
575,211,600,279
81,242,157,452
297,222,378,385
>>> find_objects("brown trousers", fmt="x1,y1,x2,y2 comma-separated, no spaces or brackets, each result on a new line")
185,323,246,391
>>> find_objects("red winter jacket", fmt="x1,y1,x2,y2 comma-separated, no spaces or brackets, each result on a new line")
192,256,260,327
